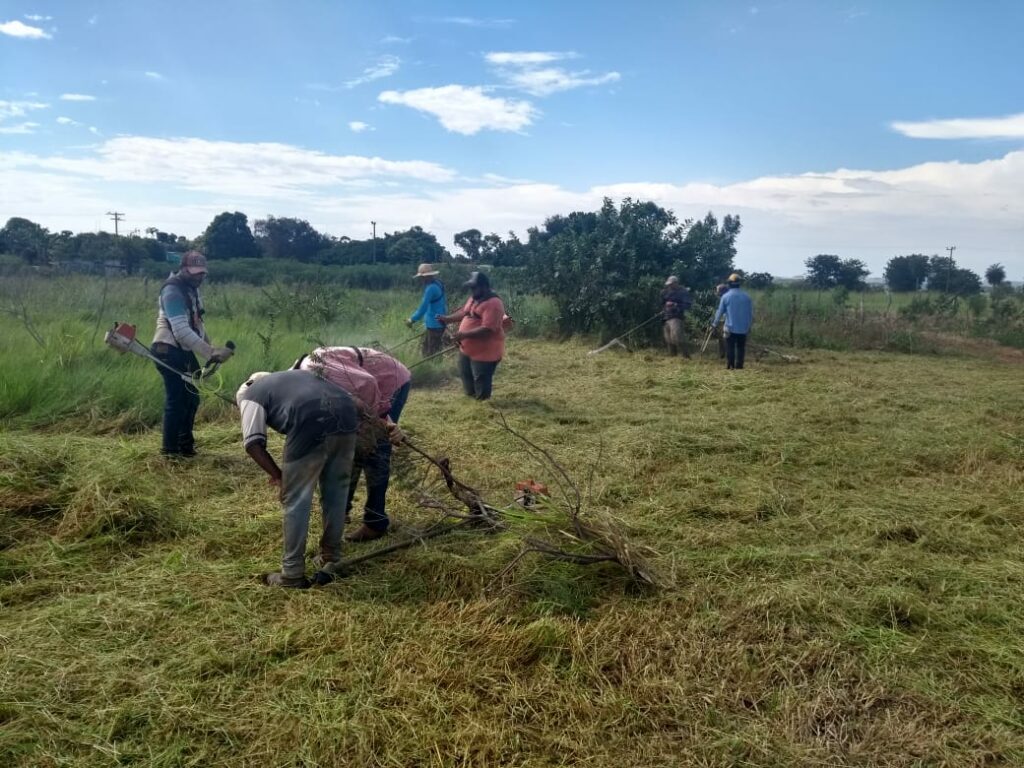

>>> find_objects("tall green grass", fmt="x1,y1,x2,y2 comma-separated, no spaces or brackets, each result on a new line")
0,275,558,429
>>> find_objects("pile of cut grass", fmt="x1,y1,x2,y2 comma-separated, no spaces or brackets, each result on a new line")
2,336,1023,766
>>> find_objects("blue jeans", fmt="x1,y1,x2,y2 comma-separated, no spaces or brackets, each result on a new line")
459,354,499,400
346,381,410,531
152,343,200,455
280,432,357,579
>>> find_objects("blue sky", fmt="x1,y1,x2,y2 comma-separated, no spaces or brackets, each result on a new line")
2,0,1022,276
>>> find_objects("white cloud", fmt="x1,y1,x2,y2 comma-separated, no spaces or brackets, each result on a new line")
344,55,401,88
56,116,80,126
1,142,1021,276
0,100,49,120
24,14,53,21
88,15,98,25
504,68,621,97
88,126,100,135
0,100,48,134
485,51,575,66
145,71,164,80
348,121,373,133
892,113,1024,140
0,136,456,197
60,93,97,102
486,51,620,96
0,121,41,134
439,17,514,27
0,19,51,38
379,85,536,135
381,35,412,44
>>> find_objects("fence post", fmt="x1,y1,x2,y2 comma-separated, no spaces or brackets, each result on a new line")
789,292,797,347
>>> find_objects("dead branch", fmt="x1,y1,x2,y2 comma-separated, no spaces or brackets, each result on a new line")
2,296,46,349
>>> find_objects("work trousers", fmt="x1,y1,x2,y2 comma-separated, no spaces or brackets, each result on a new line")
422,328,445,356
662,318,690,357
726,333,748,370
280,432,357,580
152,343,200,455
459,354,499,400
346,382,410,531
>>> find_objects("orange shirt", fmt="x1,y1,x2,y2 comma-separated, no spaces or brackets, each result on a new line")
457,296,505,362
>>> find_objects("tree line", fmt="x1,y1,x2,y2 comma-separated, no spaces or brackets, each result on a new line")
1,209,1014,305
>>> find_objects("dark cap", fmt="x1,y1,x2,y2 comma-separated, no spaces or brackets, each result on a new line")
463,271,491,290
179,250,208,275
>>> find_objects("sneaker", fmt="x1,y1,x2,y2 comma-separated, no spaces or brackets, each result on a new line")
262,572,311,589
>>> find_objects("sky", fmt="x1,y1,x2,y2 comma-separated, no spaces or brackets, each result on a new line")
1,0,1022,278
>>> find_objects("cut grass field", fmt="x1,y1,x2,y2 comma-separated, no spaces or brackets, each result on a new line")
2,278,1024,766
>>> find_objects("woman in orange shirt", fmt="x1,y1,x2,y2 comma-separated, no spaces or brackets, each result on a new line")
437,271,505,400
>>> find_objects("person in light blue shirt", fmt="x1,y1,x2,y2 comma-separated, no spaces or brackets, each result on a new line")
711,273,754,370
407,262,447,356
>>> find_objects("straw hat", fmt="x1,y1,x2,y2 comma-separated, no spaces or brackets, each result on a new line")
413,263,440,278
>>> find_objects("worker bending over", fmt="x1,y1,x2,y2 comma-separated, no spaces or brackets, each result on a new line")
298,346,410,542
236,370,359,588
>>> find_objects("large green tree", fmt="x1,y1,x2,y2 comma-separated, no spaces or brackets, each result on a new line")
528,198,739,337
0,217,49,263
928,255,982,296
985,263,1006,287
805,254,869,290
675,212,742,287
254,216,326,262
453,228,483,261
201,211,258,260
884,254,931,291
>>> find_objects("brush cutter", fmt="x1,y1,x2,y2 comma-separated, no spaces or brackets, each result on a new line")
104,321,235,387
587,312,664,356
700,324,716,355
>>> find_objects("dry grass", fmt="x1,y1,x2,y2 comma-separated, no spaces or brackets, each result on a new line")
2,338,1024,767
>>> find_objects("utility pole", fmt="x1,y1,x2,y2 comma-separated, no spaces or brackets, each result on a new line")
106,211,125,236
371,220,377,263
945,245,956,292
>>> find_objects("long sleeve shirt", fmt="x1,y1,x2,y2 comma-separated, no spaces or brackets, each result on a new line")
712,288,754,335
410,282,446,329
152,276,214,358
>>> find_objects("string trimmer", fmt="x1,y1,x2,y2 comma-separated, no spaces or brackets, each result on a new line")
104,322,236,403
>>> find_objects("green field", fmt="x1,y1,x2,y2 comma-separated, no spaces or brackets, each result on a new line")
2,277,1024,766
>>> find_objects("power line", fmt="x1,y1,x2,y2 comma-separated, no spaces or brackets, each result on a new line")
106,211,125,236
944,245,957,292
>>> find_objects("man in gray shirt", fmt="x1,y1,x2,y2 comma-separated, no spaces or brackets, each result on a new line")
236,370,359,588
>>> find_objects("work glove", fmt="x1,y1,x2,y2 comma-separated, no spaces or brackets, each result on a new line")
208,346,234,364
405,319,414,328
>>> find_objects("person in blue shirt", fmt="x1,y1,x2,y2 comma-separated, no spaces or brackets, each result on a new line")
711,273,754,370
407,263,448,356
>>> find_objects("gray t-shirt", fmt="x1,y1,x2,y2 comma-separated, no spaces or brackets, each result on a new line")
238,370,357,462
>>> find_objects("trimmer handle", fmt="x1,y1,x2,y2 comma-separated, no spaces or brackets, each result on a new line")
197,340,238,379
